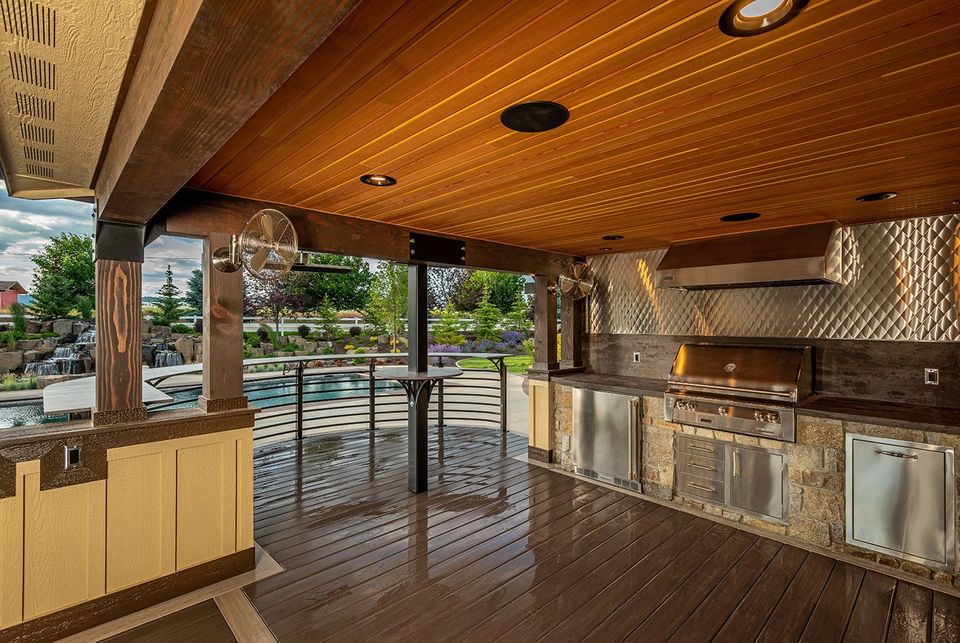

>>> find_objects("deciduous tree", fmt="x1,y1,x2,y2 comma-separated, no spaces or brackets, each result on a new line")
30,233,94,320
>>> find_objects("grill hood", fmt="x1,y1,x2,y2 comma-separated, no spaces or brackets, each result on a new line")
655,222,841,290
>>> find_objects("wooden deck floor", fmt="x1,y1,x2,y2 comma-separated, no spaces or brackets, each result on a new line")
209,427,958,641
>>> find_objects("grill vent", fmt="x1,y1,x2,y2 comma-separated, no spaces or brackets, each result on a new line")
15,92,54,121
24,163,53,178
20,121,53,145
8,51,56,89
0,0,55,47
23,145,52,163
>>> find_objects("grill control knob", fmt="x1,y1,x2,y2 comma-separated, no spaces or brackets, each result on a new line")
754,410,765,422
718,407,728,416
766,412,780,423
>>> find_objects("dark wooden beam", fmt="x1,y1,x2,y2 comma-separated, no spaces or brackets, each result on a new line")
407,264,428,493
560,295,585,369
159,189,574,276
532,275,559,371
95,0,359,225
94,259,146,425
198,232,247,412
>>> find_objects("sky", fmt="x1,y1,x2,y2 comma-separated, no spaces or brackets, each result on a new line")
0,180,202,296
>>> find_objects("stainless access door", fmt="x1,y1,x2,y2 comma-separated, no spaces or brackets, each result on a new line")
572,388,639,486
846,433,956,570
727,445,786,523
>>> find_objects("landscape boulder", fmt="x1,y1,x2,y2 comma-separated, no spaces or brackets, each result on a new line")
152,325,172,338
14,339,41,350
52,319,74,336
141,320,153,336
25,320,42,334
173,337,199,363
0,351,24,372
71,322,87,336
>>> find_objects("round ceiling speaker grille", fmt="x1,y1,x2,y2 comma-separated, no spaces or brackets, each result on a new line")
500,101,569,132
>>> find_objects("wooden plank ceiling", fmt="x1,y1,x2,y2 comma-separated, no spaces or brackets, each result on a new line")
190,0,960,256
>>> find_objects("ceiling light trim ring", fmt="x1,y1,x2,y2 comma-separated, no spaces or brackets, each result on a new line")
719,0,808,37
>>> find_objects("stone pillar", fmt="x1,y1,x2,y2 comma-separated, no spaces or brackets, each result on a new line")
198,232,247,412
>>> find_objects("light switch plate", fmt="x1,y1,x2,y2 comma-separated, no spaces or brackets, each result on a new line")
632,352,641,363
925,368,940,385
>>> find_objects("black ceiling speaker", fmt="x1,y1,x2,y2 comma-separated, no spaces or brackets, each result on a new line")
720,212,761,222
855,191,898,202
500,101,569,132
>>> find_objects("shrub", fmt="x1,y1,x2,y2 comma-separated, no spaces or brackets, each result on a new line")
256,326,271,344
73,295,94,320
349,325,361,337
500,330,524,346
321,346,335,355
432,303,466,346
297,324,310,338
193,318,203,334
9,303,27,334
352,347,366,365
522,338,534,356
171,323,191,334
428,343,460,365
493,341,511,353
471,289,502,342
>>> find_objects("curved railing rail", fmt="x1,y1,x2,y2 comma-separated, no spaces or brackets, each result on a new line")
143,352,510,443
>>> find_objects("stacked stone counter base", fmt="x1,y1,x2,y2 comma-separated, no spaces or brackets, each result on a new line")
552,384,960,590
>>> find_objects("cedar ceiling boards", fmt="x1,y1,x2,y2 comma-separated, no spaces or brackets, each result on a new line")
191,0,960,256
0,0,145,199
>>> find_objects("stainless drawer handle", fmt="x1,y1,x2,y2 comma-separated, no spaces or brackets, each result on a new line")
688,482,715,493
875,449,918,460
688,444,715,453
688,463,716,472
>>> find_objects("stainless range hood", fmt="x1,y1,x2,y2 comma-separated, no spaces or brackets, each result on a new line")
655,222,841,290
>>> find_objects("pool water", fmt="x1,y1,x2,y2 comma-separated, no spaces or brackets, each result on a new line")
0,400,67,428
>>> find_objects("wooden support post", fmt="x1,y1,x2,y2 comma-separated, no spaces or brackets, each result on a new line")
407,263,429,493
198,233,247,412
532,275,559,371
94,259,147,425
560,295,585,369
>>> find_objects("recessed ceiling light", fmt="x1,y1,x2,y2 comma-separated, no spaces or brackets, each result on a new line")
601,234,624,241
719,0,807,37
500,101,569,133
855,191,898,202
720,212,761,222
599,247,612,252
360,174,396,186
953,199,960,206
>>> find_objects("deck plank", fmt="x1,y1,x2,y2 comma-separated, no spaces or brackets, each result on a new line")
756,553,835,643
888,581,933,643
932,591,960,643
843,571,898,642
800,562,866,643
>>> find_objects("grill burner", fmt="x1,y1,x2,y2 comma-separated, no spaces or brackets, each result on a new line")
664,343,813,442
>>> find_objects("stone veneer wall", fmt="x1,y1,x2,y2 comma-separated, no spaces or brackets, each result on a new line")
551,384,960,590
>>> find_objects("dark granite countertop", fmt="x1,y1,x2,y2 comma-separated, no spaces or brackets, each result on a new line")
552,372,960,435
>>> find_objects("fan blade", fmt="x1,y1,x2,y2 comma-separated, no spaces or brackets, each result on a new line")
259,213,274,243
558,275,575,296
276,244,296,263
250,246,270,272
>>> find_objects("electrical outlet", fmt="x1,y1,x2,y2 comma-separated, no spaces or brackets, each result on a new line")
925,368,940,386
632,352,641,363
63,444,82,469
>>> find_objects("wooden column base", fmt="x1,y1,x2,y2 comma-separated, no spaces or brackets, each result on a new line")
198,396,248,413
92,406,148,427
527,446,553,463
0,548,255,643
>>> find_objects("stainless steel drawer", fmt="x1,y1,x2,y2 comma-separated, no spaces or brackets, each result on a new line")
677,435,724,460
678,452,724,482
846,433,956,570
677,472,725,503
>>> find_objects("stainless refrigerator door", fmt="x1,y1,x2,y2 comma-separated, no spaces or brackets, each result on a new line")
572,388,638,482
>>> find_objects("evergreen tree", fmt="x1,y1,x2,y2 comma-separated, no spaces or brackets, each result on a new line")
148,265,188,326
431,303,465,345
185,268,203,314
471,287,502,342
30,233,95,320
505,293,532,334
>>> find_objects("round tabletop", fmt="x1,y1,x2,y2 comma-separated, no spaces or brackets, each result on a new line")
373,366,463,381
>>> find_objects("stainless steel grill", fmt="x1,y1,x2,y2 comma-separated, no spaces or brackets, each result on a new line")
664,343,813,441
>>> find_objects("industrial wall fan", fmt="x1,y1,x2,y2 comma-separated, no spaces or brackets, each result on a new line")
558,261,594,299
212,208,351,278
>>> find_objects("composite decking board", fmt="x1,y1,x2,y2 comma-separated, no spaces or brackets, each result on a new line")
462,505,689,642
712,546,810,643
585,522,740,642
102,598,236,643
756,554,836,643
258,480,622,633
314,494,654,641
843,571,898,642
217,426,958,643
527,514,718,642
363,499,666,641
799,562,867,643
665,537,784,642
626,530,758,642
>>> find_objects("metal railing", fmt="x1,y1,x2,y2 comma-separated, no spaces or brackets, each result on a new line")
143,352,510,443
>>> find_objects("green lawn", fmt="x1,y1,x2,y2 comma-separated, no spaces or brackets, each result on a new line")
456,354,533,375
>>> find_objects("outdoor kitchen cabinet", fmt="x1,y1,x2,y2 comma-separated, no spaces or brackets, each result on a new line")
676,435,787,523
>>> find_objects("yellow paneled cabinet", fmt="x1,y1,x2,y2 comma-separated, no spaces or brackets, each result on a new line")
0,427,253,627
528,378,553,453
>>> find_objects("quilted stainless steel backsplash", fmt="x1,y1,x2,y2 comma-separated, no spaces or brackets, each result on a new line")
588,215,960,341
